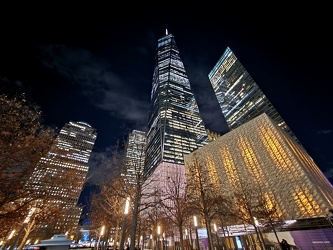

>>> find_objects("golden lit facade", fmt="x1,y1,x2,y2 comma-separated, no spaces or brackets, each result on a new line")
208,47,300,144
184,113,333,220
144,31,208,178
125,130,146,185
28,121,97,235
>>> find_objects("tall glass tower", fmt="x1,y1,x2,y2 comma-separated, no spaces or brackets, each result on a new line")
28,121,97,237
125,129,146,185
208,47,300,144
144,31,208,178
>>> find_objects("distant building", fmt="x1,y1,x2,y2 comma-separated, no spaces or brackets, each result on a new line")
124,130,146,185
184,113,333,221
208,47,300,144
28,121,97,238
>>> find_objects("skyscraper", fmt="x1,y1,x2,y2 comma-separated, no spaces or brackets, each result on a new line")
140,31,209,249
144,30,208,178
124,129,146,185
208,47,300,144
28,121,97,238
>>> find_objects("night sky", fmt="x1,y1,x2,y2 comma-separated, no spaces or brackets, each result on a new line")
1,8,332,205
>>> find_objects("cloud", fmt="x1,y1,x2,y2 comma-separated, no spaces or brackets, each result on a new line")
98,91,148,123
86,144,125,184
37,44,149,126
317,129,332,135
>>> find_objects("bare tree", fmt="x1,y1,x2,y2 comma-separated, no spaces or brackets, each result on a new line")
89,129,166,250
89,140,132,249
233,180,270,250
0,93,57,233
185,154,225,250
16,200,64,250
212,194,235,250
141,190,166,250
122,129,147,250
129,171,161,250
254,185,285,245
158,167,190,250
90,176,131,250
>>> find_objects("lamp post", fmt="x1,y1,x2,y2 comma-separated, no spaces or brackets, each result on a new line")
193,216,200,250
140,235,144,250
162,232,165,250
253,217,265,250
214,223,220,250
157,226,161,250
96,225,105,250
9,207,36,250
119,197,130,250
185,228,189,250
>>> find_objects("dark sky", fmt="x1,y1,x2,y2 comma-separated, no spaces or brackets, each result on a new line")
1,8,332,203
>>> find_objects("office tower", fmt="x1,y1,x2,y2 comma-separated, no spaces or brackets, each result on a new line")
144,30,208,178
28,121,97,238
184,113,333,248
208,47,300,144
124,130,146,185
140,31,209,249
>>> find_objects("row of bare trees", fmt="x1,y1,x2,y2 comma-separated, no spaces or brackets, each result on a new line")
0,93,285,250
88,142,286,250
185,154,286,250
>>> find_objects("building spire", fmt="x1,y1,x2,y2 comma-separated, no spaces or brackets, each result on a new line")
166,29,168,35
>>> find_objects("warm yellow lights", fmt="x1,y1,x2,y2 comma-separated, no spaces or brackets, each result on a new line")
193,216,198,227
100,225,105,236
124,197,130,215
185,113,333,221
253,217,259,226
8,230,15,240
23,207,36,223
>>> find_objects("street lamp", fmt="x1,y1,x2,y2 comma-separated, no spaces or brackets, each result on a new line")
96,225,105,250
140,235,143,250
185,229,188,249
253,217,265,250
119,197,130,250
193,216,200,250
214,223,220,250
162,232,165,250
157,226,161,250
9,207,36,250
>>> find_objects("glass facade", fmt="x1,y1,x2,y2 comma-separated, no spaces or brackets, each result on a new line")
208,47,300,144
125,129,146,185
28,121,97,235
144,33,208,177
